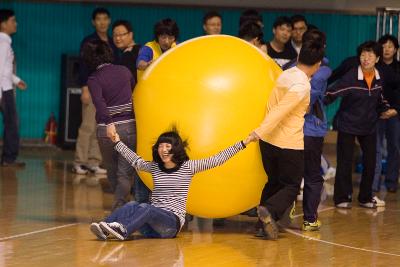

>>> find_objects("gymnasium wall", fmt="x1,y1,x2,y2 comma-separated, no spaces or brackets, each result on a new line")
0,1,382,138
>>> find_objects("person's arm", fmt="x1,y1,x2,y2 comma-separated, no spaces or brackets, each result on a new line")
80,86,91,104
377,87,394,119
87,77,112,124
254,83,308,138
0,43,8,84
310,66,332,105
187,142,246,174
327,56,358,86
381,64,400,114
391,74,400,114
114,140,152,172
187,134,257,174
0,44,26,90
324,70,353,105
78,38,91,87
136,46,153,70
13,76,26,90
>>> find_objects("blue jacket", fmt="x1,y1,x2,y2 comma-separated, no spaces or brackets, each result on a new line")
283,58,332,137
304,64,332,137
324,66,389,135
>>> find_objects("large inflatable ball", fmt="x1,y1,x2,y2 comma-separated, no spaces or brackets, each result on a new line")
133,35,281,218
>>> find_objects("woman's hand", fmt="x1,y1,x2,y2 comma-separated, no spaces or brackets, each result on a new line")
137,60,153,70
107,124,118,142
112,133,120,143
243,132,260,145
80,86,91,104
380,109,398,119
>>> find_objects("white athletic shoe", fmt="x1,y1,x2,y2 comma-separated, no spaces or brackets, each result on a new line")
72,164,88,175
372,196,385,207
99,222,127,240
90,222,108,240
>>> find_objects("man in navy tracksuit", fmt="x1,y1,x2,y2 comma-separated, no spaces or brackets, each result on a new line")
282,29,331,231
324,41,396,209
302,60,331,230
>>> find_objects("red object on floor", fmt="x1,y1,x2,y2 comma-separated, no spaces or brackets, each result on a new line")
44,113,57,145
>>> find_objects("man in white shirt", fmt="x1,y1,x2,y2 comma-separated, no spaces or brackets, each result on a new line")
0,9,27,167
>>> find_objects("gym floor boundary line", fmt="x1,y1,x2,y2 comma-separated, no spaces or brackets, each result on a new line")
286,206,400,257
0,223,80,242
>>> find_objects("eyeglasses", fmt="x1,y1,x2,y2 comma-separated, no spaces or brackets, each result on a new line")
293,27,307,32
113,32,130,38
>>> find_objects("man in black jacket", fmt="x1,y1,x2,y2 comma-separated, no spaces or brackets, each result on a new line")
373,35,400,193
112,20,141,82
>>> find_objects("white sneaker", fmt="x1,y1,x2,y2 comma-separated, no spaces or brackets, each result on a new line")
99,222,127,240
90,222,108,240
88,166,107,175
72,164,88,175
372,196,385,207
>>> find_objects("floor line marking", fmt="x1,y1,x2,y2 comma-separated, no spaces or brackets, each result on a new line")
287,206,400,257
0,223,80,241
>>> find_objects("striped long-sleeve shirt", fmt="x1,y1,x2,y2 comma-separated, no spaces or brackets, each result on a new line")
114,141,246,228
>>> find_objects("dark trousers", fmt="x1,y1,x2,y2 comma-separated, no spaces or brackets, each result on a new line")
1,90,20,163
334,131,376,204
259,141,304,221
373,117,400,191
105,201,179,238
97,121,150,210
303,136,324,222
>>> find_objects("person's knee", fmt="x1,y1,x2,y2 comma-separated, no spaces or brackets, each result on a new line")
125,201,139,207
138,203,151,210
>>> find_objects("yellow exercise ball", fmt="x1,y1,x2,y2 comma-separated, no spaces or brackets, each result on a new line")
134,35,281,218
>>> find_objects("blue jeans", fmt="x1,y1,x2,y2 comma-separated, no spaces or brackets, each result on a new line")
105,201,179,238
1,90,20,163
97,121,150,210
373,117,400,191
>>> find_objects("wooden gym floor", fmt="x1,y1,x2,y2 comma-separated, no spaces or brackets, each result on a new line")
0,144,399,267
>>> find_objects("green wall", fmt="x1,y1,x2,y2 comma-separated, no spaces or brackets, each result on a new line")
1,1,377,138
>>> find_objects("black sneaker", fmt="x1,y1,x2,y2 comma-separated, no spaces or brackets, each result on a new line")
99,222,127,240
90,222,108,240
257,206,278,240
254,228,266,238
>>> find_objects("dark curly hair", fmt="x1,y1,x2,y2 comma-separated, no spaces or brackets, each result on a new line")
152,127,189,166
82,39,114,72
154,18,179,40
